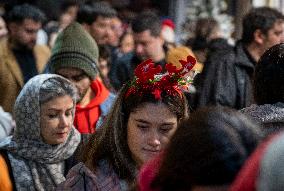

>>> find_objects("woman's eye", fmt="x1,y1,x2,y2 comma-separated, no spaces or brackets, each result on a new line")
73,74,87,82
137,125,148,130
160,127,172,133
65,111,72,117
48,114,57,118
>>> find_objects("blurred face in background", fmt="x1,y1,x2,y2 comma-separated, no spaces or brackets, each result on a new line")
107,17,123,47
8,18,42,50
134,30,164,62
0,17,8,39
98,57,110,79
262,20,284,52
120,33,134,54
89,16,113,45
56,67,92,103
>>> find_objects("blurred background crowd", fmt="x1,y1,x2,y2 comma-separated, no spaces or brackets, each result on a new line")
0,0,283,190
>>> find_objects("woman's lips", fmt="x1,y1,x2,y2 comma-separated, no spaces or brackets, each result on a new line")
143,148,160,153
56,132,68,138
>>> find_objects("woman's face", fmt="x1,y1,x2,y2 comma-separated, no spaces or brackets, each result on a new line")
40,95,74,145
127,103,178,167
120,33,134,54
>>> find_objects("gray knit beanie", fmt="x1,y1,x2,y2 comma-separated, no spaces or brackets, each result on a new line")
48,22,99,79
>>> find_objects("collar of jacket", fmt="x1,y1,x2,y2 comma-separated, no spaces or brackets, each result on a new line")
234,41,256,71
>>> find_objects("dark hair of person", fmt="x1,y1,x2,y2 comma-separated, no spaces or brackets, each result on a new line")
98,45,111,64
151,106,262,191
81,84,188,182
254,43,284,105
190,18,219,51
77,2,117,25
132,11,161,37
5,3,46,24
242,7,284,44
59,0,79,13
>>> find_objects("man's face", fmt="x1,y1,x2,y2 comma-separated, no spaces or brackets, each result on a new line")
262,20,284,52
107,17,123,46
9,18,42,50
89,16,112,45
133,30,164,61
56,67,92,103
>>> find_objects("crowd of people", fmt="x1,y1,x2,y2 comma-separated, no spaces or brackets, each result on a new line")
0,1,283,191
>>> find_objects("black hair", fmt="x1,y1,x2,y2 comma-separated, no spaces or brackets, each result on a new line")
254,43,284,104
77,2,117,25
59,0,79,13
151,106,262,191
132,11,161,37
242,7,284,44
98,45,111,62
5,3,46,24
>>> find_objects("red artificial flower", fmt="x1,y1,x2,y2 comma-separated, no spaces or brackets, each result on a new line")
125,87,136,98
135,59,162,83
125,55,195,99
165,63,182,75
152,88,162,100
179,55,196,74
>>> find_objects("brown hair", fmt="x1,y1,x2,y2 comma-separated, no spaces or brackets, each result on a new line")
81,84,188,182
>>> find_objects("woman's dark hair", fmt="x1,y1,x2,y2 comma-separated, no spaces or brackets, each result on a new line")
254,43,284,105
81,84,188,182
151,106,262,191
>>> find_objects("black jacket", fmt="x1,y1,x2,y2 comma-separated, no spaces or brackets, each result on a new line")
195,42,256,110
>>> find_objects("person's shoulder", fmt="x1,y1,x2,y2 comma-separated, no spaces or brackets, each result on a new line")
57,162,96,190
34,44,51,55
115,52,134,65
0,38,9,57
100,92,116,114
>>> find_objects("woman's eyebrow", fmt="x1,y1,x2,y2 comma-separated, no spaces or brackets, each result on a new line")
135,119,150,124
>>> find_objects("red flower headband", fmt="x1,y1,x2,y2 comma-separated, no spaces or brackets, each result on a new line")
125,55,196,100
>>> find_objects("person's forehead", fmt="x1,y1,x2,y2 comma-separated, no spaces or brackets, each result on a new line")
56,67,84,75
133,30,157,42
94,16,112,23
21,18,42,26
272,20,284,30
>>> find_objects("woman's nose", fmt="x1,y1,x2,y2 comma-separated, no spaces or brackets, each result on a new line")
147,131,161,148
60,115,69,127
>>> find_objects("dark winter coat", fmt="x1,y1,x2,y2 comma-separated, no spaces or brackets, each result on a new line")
195,41,255,110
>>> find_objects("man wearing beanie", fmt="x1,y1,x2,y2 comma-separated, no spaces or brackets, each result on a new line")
47,22,115,139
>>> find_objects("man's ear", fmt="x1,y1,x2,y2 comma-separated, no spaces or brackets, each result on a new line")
253,29,265,45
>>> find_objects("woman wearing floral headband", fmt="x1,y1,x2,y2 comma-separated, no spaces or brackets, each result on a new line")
56,56,196,190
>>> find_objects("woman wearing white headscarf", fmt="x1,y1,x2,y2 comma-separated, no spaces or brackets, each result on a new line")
0,74,81,191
